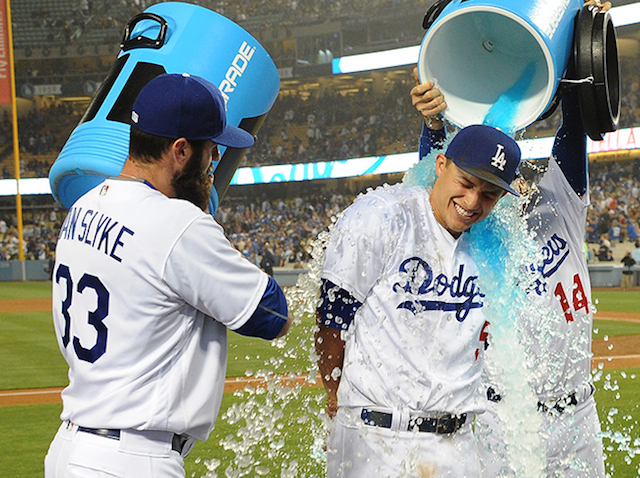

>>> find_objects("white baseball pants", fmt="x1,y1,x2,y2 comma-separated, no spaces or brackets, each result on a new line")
45,422,187,478
326,408,481,478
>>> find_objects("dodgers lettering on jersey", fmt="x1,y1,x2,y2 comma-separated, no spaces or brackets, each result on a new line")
321,184,488,415
394,258,483,322
528,233,570,295
58,205,135,263
527,230,590,325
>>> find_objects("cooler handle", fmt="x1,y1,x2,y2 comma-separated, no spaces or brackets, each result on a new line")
120,13,168,51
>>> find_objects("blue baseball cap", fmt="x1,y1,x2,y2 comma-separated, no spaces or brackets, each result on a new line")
131,73,255,149
445,125,521,196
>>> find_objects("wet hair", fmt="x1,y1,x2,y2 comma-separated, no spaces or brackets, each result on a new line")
129,126,208,163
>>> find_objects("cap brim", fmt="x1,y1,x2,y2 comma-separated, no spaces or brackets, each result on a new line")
457,165,520,197
212,125,255,149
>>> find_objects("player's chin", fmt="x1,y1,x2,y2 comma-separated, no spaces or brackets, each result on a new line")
451,210,479,229
446,219,470,235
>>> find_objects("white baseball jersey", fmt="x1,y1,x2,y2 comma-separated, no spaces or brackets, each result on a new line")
322,183,489,415
52,178,268,441
524,156,593,400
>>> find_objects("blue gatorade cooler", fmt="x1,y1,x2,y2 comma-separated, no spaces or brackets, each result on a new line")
49,2,280,211
418,0,584,133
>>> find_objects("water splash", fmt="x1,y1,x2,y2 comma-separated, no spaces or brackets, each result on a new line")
190,222,339,478
467,193,550,477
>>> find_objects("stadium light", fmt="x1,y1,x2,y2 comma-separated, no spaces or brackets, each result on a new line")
0,178,50,196
332,46,420,74
332,2,640,74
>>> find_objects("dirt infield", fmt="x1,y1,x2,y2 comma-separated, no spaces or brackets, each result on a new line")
0,374,323,407
0,298,51,313
1,300,639,407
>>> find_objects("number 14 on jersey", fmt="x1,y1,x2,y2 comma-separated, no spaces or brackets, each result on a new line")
553,273,590,323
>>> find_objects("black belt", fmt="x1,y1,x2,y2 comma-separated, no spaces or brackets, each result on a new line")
76,426,191,455
361,409,467,435
537,392,578,414
488,387,580,415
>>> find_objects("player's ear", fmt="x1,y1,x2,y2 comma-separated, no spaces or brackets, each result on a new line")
170,138,192,169
435,153,448,177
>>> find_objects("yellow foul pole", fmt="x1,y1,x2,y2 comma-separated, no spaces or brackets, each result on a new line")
5,0,24,261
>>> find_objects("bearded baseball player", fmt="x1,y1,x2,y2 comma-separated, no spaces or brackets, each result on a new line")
45,73,292,478
412,5,607,469
315,122,521,477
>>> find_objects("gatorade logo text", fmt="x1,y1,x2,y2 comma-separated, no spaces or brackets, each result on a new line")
219,41,255,104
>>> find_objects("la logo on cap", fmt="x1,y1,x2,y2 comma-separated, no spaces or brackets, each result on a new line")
490,144,506,172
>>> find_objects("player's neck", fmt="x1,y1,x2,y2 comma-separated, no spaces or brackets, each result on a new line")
118,158,173,196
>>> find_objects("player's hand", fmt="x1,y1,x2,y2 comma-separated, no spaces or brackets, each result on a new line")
410,67,446,130
325,395,338,419
584,0,612,12
275,315,293,338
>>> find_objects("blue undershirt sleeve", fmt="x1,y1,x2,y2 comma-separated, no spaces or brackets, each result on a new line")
551,86,588,197
316,279,362,331
235,276,288,340
419,121,447,160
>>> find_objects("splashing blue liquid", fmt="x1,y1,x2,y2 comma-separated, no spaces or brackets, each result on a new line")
402,135,455,189
483,61,536,136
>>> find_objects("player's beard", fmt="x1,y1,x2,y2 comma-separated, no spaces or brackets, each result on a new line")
172,149,211,211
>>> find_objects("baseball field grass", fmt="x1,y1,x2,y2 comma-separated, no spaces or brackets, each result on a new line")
1,283,639,477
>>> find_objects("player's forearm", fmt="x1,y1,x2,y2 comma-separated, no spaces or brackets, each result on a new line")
552,87,588,197
315,322,345,409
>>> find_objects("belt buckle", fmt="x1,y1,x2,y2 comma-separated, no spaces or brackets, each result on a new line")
556,393,578,413
435,415,456,435
539,392,578,415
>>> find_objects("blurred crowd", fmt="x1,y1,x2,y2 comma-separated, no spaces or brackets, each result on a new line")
19,0,149,47
1,158,639,273
21,0,425,46
586,159,640,263
196,0,425,25
0,103,80,179
0,209,60,262
213,192,352,269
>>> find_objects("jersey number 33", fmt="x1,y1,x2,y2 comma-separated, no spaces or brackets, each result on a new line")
55,263,110,363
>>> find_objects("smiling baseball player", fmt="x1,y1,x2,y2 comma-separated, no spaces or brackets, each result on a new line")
316,123,521,477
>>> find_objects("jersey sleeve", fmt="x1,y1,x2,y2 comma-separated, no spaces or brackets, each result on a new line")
163,215,268,330
321,194,398,303
550,86,588,197
419,121,447,160
317,278,362,331
235,276,288,339
538,156,590,236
